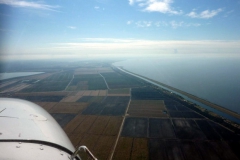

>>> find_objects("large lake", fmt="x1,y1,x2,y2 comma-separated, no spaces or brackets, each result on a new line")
113,54,240,114
0,72,44,80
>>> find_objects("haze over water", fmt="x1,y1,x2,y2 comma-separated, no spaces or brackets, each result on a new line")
114,54,240,114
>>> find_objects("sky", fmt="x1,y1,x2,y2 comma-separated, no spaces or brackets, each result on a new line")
0,0,240,60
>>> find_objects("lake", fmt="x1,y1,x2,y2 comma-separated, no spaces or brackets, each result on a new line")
0,72,44,80
113,54,240,114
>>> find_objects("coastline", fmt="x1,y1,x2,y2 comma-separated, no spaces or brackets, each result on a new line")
114,66,240,120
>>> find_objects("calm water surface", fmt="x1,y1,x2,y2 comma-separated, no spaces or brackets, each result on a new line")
113,54,240,113
0,72,44,80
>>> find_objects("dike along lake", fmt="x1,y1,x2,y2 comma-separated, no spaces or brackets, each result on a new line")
113,54,240,115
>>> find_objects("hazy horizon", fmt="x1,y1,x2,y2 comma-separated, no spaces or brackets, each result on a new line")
1,0,240,60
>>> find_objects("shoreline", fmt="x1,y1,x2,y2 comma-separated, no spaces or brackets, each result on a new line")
115,66,240,120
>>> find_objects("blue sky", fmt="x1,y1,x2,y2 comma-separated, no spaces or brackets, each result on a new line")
0,0,240,60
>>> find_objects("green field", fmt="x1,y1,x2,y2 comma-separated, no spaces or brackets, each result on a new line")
21,71,73,92
68,74,107,90
101,72,142,89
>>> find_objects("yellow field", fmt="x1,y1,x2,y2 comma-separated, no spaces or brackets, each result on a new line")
128,100,169,118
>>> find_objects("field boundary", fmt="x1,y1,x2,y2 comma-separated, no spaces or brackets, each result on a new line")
109,88,132,160
65,74,74,90
99,73,110,90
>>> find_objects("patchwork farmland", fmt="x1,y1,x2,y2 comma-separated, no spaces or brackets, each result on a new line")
1,61,240,160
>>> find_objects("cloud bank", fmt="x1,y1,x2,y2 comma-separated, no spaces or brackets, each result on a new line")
0,0,59,11
2,39,240,60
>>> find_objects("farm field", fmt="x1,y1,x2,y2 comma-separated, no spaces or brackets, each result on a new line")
21,71,73,92
107,88,130,96
101,72,142,89
0,83,30,93
131,87,166,100
14,95,65,102
128,100,168,118
81,96,129,116
1,61,240,160
67,74,107,91
63,115,123,160
74,67,113,75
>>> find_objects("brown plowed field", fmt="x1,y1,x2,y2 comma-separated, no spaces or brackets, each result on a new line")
68,133,85,147
89,116,110,134
83,90,91,96
1,84,30,93
73,115,98,134
60,95,82,102
98,90,107,96
34,102,47,107
79,134,100,154
34,102,57,111
64,115,123,138
41,102,57,111
112,137,133,160
131,138,149,160
103,117,123,136
63,115,121,160
76,91,85,96
60,96,76,102
94,136,116,160
81,134,100,149
64,114,87,133
90,90,99,96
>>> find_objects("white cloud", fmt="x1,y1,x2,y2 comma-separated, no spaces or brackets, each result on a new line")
94,6,100,9
127,20,133,25
185,23,201,27
187,8,223,19
129,0,182,15
131,20,200,28
170,21,183,29
169,21,201,28
136,21,152,27
155,21,168,27
68,26,77,30
129,0,134,5
80,38,135,43
0,0,59,11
